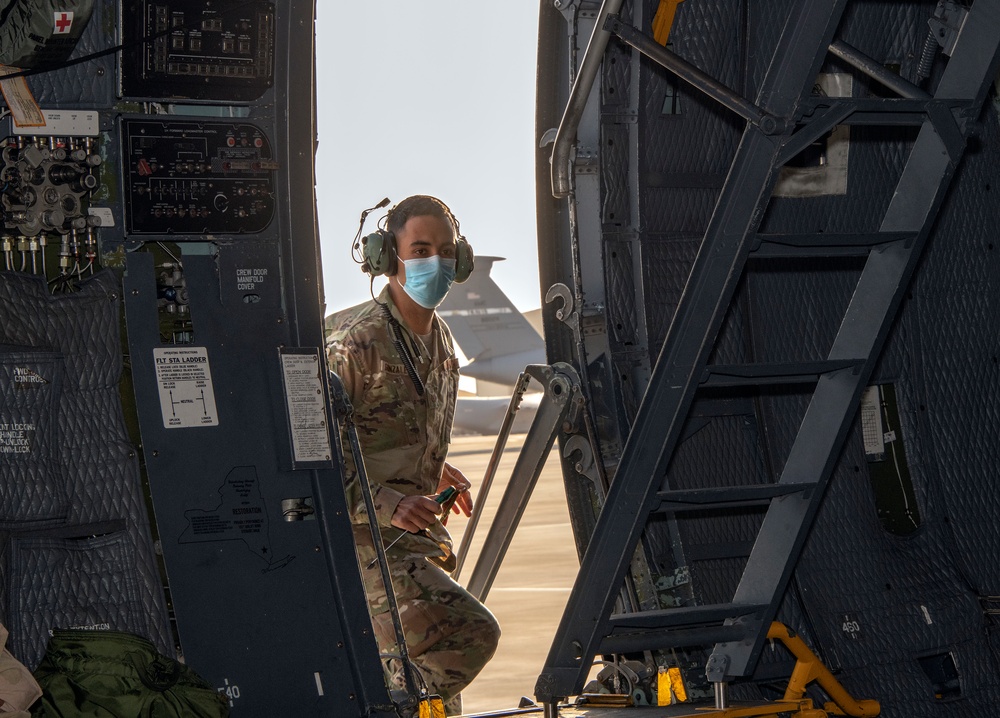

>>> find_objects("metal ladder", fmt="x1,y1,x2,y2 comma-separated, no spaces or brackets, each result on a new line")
537,0,1000,707
454,362,583,602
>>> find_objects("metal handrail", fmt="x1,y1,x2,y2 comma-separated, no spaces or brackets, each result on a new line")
452,371,532,581
550,0,625,198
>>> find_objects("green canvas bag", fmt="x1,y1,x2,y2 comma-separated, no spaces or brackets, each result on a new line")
0,0,96,69
31,629,228,717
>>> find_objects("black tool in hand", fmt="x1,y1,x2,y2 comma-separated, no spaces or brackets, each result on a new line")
366,486,457,569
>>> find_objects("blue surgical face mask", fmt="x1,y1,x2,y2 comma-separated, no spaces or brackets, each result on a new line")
400,255,457,308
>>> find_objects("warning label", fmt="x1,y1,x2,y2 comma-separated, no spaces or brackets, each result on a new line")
280,351,333,464
0,422,34,455
153,347,219,428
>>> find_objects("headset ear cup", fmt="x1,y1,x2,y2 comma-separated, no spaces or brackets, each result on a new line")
455,237,474,283
384,231,397,275
361,230,397,276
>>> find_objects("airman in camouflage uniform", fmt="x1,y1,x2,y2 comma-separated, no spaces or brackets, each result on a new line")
327,196,500,713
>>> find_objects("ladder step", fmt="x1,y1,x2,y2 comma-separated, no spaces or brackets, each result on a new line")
799,97,975,125
599,603,767,653
608,602,768,630
700,360,861,387
749,231,914,258
654,483,815,513
686,540,754,561
600,624,746,654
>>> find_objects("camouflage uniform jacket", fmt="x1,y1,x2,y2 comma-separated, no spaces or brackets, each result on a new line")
327,287,461,568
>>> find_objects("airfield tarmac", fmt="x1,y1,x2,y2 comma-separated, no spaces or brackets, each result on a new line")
443,433,579,713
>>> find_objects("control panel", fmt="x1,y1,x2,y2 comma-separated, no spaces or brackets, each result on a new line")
122,119,276,235
122,0,275,101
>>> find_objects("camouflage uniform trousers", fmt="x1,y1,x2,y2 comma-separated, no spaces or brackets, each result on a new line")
361,551,501,712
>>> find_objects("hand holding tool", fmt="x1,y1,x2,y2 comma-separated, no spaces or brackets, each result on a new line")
366,487,457,569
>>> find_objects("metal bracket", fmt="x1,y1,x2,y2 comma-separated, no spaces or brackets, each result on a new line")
563,434,602,492
545,282,581,343
574,146,599,175
928,1,970,57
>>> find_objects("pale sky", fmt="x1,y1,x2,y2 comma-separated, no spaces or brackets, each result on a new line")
314,3,543,316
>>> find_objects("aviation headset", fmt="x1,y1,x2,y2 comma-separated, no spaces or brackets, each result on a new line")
358,196,474,283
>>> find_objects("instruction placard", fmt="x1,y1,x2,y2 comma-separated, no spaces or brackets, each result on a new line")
0,65,44,128
0,422,34,455
279,349,333,465
154,347,220,428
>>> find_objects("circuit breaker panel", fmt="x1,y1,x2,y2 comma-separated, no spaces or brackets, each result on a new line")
0,1,389,715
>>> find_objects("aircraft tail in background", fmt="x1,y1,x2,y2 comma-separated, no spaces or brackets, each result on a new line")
453,393,541,436
438,256,545,387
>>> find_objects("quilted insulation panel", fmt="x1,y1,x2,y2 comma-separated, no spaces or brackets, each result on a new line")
0,271,171,666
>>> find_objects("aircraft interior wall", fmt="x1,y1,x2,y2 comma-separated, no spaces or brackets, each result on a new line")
538,0,1000,713
0,2,392,715
6,0,1000,714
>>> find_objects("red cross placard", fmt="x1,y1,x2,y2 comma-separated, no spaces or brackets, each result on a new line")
53,11,74,35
